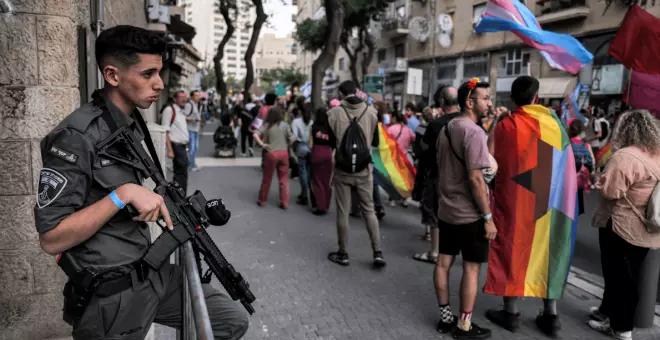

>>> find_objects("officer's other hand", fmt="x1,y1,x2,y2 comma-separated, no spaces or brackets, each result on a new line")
167,149,174,158
117,184,174,230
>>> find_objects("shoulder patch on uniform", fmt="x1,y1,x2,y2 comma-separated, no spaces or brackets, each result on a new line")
37,168,68,208
48,145,79,164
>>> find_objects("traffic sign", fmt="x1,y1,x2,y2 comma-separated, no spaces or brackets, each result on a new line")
364,75,385,96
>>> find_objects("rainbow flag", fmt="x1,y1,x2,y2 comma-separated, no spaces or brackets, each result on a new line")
595,142,613,167
372,123,416,199
486,105,578,299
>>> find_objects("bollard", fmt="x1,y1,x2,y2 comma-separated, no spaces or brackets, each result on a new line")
634,248,660,328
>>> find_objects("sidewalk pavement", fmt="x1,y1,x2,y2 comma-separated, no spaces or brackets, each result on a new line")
154,164,659,340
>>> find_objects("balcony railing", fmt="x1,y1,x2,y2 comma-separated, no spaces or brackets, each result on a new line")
381,16,409,38
536,0,589,25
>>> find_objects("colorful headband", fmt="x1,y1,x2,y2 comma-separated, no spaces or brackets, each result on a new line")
467,77,480,99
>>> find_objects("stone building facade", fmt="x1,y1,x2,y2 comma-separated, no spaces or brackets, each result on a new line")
0,1,150,339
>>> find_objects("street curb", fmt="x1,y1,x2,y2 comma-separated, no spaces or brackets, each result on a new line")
567,266,660,326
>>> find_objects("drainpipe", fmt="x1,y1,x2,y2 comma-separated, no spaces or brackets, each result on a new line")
92,0,105,89
0,0,12,14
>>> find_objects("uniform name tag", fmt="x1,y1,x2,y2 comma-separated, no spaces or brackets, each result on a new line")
37,168,68,208
49,145,78,164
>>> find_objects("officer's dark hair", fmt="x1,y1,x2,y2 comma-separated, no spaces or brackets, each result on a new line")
95,25,166,71
264,92,277,106
458,80,490,112
190,90,199,97
510,75,539,107
338,80,357,96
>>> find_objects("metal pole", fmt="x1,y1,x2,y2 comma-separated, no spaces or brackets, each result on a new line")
182,241,214,340
427,0,437,106
95,0,105,90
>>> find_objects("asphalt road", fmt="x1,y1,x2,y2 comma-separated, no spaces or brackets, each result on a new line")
150,121,660,339
198,120,607,278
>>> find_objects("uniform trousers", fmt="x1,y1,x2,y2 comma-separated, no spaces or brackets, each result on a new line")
71,263,249,340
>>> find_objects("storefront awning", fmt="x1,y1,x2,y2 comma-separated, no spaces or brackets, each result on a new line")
538,77,574,99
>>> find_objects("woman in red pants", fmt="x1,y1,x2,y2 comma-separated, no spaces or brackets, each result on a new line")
253,107,294,209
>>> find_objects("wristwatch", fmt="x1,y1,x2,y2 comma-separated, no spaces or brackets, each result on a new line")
483,213,493,221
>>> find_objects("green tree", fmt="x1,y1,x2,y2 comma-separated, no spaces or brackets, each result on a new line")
293,0,344,108
295,0,392,91
214,0,237,106
242,0,268,101
341,0,392,87
200,67,217,91
261,67,308,88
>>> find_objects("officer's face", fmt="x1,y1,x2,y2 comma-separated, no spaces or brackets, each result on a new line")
104,53,164,110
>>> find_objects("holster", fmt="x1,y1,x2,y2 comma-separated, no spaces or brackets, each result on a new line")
58,252,99,325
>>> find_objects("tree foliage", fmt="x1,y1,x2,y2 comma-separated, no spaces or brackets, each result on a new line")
200,67,216,91
260,67,308,88
294,18,328,53
294,0,393,87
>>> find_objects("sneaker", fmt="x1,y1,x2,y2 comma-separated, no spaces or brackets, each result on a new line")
436,315,457,333
589,306,609,323
452,322,492,339
296,196,308,206
279,203,288,210
373,251,386,268
588,320,632,340
328,251,349,266
485,309,520,332
191,165,201,172
248,148,254,156
535,312,561,337
375,206,386,220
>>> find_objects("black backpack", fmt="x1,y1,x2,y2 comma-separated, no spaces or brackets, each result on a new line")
335,105,372,173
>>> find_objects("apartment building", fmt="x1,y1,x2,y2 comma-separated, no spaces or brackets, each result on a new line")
255,33,298,74
401,0,660,112
180,0,256,80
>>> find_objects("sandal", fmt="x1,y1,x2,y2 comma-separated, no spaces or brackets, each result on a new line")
413,251,438,264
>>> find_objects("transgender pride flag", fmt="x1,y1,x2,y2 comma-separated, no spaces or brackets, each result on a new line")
475,0,593,74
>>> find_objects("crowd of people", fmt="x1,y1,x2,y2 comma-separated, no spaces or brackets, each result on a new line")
164,75,660,340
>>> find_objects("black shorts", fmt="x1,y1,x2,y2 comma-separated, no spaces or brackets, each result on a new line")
438,218,490,263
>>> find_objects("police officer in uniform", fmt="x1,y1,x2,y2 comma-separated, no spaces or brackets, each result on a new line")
33,25,249,340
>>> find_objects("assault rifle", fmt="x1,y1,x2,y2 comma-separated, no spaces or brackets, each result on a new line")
94,108,256,314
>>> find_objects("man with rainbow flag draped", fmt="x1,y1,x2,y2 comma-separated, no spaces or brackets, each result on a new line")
485,76,578,337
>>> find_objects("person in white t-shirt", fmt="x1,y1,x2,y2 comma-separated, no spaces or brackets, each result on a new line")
161,90,191,193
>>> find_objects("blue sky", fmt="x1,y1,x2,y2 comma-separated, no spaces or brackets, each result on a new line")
263,0,295,37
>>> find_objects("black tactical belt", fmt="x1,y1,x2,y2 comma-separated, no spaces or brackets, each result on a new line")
95,260,149,297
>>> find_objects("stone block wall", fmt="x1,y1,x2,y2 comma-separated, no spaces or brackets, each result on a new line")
0,1,147,339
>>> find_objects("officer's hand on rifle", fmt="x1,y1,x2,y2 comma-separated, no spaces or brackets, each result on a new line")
116,183,174,230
